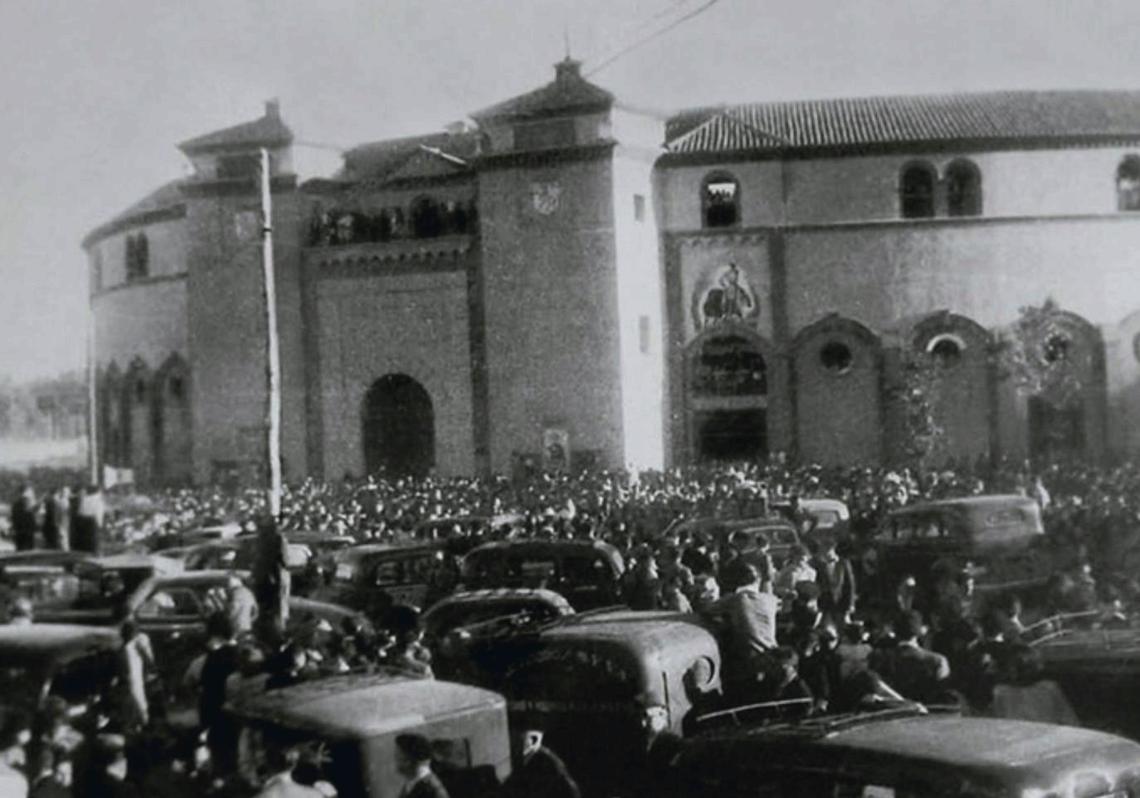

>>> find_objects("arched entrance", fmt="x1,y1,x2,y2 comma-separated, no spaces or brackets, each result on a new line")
362,374,435,477
687,332,767,462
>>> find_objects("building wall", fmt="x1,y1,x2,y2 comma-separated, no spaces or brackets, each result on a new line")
183,183,308,485
782,216,1140,333
93,277,188,371
309,252,475,477
792,318,884,465
478,154,625,472
660,146,1140,229
612,148,667,471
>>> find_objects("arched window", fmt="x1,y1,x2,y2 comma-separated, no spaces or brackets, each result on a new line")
900,163,936,219
410,197,444,238
92,248,103,291
702,172,740,228
125,236,136,278
692,334,766,396
135,233,149,278
946,160,982,217
126,233,149,281
926,333,965,367
1117,155,1140,211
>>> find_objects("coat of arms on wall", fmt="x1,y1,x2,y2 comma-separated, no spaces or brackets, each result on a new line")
692,262,760,332
530,181,562,216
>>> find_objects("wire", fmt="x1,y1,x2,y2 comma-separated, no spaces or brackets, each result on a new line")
585,0,721,76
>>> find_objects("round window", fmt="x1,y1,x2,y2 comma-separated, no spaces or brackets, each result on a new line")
819,341,853,373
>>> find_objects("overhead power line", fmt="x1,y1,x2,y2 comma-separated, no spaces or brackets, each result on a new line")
585,0,721,77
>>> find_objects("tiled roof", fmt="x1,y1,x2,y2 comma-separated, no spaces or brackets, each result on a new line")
83,180,186,247
179,106,293,154
471,58,613,121
666,90,1140,155
341,131,481,181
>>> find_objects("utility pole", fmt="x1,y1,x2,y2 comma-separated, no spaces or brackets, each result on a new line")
87,267,99,486
259,147,282,517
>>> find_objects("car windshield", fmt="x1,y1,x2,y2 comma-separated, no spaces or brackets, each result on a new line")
237,726,366,797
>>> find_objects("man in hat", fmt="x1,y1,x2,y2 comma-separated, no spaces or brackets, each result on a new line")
502,718,579,798
394,734,448,798
870,610,950,704
11,485,39,552
812,537,857,624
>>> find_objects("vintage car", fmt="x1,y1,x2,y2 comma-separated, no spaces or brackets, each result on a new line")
1028,616,1140,740
459,540,624,610
422,588,573,648
859,494,1053,600
315,542,452,614
772,498,851,533
225,673,511,798
674,515,804,572
452,609,722,796
159,532,355,595
12,552,183,623
670,705,1140,798
0,623,122,715
413,513,525,550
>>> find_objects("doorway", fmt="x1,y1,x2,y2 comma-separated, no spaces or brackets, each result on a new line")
363,374,435,477
696,409,767,461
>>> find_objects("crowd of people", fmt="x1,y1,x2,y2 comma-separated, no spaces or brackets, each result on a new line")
3,454,1140,796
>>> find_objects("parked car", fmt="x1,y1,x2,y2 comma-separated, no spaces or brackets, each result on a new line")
158,532,355,595
674,515,804,572
460,540,624,610
451,609,722,796
858,495,1054,601
1029,614,1140,740
670,705,1140,798
0,623,121,715
315,542,452,614
413,514,525,554
225,673,511,798
422,588,574,667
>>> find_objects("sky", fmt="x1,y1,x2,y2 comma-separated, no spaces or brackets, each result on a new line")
2,0,1140,383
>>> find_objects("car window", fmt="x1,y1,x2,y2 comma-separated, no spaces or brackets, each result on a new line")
369,555,436,587
562,556,609,584
138,587,205,618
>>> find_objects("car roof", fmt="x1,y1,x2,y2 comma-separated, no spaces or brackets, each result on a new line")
90,553,183,571
228,673,505,738
466,539,620,556
0,551,93,567
335,542,442,562
0,624,121,666
423,588,574,617
694,712,1140,785
888,494,1035,515
539,609,714,646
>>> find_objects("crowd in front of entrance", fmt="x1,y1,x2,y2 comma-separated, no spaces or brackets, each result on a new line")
4,453,1140,796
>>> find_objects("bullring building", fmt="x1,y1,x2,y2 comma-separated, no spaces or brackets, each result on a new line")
84,59,1140,486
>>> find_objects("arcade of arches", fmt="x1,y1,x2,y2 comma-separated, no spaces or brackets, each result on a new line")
681,312,1108,467
97,357,192,485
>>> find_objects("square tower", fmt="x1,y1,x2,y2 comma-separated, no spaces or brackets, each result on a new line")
473,59,667,473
